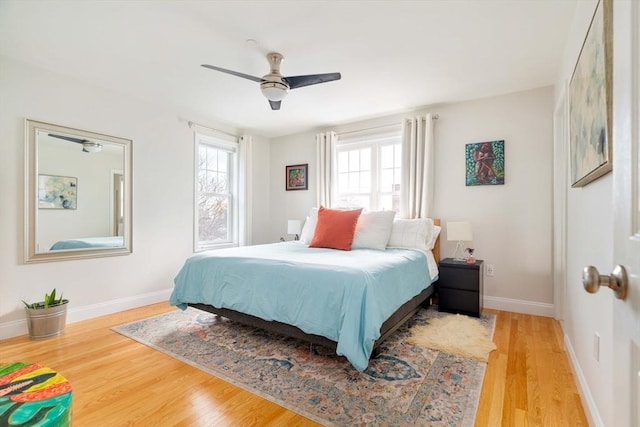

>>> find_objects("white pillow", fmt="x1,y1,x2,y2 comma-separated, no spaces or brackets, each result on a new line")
428,225,442,250
299,207,318,244
387,218,437,252
351,210,396,250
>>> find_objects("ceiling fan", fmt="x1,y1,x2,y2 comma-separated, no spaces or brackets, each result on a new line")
201,52,341,110
48,133,102,153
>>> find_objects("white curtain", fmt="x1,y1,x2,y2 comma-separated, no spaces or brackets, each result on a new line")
238,135,253,246
400,114,435,219
315,131,337,207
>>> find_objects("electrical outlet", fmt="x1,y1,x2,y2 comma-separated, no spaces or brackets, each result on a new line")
594,332,600,361
486,264,495,276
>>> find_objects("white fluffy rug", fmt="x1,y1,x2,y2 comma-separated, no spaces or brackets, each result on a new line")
408,313,497,362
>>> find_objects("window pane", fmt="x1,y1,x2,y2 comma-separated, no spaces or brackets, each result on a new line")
348,172,360,192
393,169,401,188
216,171,228,193
360,148,371,171
380,169,393,192
394,144,402,167
338,172,348,191
198,195,229,242
351,195,370,209
199,146,207,168
218,151,228,173
206,147,217,170
349,150,360,170
198,170,207,190
379,194,400,213
336,194,369,210
360,171,371,192
338,151,349,172
381,145,394,169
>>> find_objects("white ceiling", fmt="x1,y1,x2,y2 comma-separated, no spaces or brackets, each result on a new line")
0,0,577,138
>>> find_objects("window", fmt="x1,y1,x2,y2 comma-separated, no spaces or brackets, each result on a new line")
335,133,402,212
195,133,238,251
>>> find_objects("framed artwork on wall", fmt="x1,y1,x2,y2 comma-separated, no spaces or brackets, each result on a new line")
285,163,308,191
569,0,612,188
38,174,77,209
465,140,505,186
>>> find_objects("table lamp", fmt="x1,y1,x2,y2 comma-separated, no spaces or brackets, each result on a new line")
446,221,473,261
287,219,302,241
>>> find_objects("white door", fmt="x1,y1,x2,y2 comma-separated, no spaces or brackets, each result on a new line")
612,1,640,425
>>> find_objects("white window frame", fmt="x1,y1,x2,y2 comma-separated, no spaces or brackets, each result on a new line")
194,132,239,252
335,132,402,212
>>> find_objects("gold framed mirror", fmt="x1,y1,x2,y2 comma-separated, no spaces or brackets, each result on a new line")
25,119,133,263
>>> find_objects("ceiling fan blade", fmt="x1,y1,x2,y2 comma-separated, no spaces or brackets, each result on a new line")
285,72,341,90
48,133,86,144
201,64,263,83
269,100,282,110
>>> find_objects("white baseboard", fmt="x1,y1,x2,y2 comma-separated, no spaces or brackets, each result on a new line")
563,333,603,427
483,295,555,317
0,288,173,340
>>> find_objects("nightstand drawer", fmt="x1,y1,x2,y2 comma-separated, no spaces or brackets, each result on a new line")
439,288,480,317
439,267,480,292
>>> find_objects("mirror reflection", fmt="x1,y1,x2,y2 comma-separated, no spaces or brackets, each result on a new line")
25,119,133,262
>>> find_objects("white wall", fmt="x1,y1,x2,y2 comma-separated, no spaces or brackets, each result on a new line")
270,86,555,315
0,56,270,338
248,135,272,245
554,1,613,425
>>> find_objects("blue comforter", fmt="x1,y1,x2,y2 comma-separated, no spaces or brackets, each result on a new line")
170,242,434,371
50,236,124,250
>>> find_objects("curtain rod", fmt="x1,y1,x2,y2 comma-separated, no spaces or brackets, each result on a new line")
337,123,401,137
187,120,238,138
338,114,439,137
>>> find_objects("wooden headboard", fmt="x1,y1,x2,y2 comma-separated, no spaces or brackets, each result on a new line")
433,218,441,263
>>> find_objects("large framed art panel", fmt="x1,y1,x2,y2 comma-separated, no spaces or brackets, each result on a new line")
569,0,613,188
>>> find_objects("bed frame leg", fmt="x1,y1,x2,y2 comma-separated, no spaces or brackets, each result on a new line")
371,346,381,359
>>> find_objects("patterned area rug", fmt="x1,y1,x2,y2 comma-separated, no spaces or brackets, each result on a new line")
113,306,495,426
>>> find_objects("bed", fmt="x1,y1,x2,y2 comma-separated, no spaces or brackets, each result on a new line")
49,236,124,250
170,216,440,371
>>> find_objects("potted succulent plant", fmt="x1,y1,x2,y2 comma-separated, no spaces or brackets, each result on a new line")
22,288,69,340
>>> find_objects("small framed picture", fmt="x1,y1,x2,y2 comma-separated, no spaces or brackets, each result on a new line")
465,140,505,186
285,164,308,191
38,174,77,209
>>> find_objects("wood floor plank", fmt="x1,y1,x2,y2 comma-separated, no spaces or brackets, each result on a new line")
0,303,586,426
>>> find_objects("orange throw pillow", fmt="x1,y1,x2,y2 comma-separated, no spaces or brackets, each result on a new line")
309,206,363,251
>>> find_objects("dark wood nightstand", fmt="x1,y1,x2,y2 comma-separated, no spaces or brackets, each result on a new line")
437,257,484,317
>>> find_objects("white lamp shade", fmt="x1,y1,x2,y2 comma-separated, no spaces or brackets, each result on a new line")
446,221,472,241
82,142,102,153
287,220,302,235
261,82,289,101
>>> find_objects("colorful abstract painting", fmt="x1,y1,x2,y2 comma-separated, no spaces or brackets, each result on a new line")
285,164,308,191
465,140,505,186
38,174,77,209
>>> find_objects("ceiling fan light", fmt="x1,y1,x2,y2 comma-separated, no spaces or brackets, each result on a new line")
83,142,102,153
260,81,288,101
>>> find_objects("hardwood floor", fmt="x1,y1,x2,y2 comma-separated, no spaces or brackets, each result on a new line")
0,304,587,426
